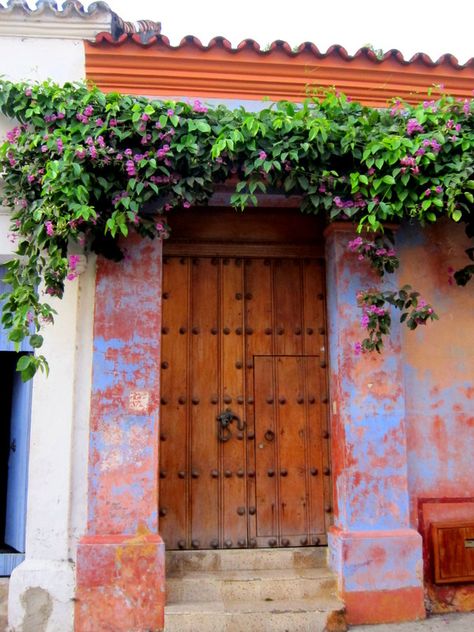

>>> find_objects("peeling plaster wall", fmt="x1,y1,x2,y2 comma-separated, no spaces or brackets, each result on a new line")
398,221,474,612
1,35,94,632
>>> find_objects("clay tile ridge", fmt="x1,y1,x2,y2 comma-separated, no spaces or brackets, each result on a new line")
0,0,112,18
91,31,474,71
0,1,162,37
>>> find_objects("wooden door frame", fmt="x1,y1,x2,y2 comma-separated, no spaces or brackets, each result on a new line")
160,215,333,548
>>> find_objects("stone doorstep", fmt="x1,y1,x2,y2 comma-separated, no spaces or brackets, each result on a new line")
165,597,346,632
166,547,328,573
0,578,8,632
164,548,346,631
167,567,338,603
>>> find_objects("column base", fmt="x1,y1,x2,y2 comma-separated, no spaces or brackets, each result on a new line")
75,533,165,632
8,559,75,632
329,526,425,625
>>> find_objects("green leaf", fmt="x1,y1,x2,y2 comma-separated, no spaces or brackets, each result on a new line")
297,175,309,190
21,363,37,382
452,209,462,222
195,120,211,133
16,355,31,371
29,334,44,348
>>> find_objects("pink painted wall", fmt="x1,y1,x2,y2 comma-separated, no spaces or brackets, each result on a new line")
398,221,474,612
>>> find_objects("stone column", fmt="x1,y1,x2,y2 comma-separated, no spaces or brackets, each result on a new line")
324,224,424,625
75,234,165,632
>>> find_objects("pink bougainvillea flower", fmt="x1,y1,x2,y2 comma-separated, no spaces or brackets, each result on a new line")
45,221,54,237
68,254,81,271
406,118,424,135
192,99,208,113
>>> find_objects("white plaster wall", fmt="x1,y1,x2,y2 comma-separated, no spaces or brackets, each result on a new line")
0,37,85,84
0,212,16,263
0,35,93,632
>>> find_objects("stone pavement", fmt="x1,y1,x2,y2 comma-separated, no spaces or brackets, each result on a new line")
350,612,474,631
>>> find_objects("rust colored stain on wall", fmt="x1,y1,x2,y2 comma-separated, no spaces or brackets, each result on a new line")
85,35,474,105
398,222,474,613
76,533,165,632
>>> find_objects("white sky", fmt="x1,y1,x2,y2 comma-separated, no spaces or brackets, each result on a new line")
87,0,473,63
9,1,474,64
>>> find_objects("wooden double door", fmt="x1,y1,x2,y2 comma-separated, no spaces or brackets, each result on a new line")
159,254,331,549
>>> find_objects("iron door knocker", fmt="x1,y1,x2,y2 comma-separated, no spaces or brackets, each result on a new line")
217,409,245,442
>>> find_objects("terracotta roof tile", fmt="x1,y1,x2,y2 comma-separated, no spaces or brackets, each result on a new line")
86,33,474,106
90,32,474,70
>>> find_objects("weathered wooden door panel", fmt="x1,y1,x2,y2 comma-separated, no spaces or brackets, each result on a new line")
244,259,273,545
307,358,329,535
160,255,330,549
253,356,327,547
189,259,220,548
159,257,189,548
275,356,307,537
253,356,277,539
273,260,304,355
221,260,247,548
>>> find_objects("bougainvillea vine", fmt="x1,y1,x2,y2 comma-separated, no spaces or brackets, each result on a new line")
0,80,472,378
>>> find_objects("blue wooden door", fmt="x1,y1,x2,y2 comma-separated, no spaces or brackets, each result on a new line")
4,369,32,552
0,266,32,575
0,266,32,352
